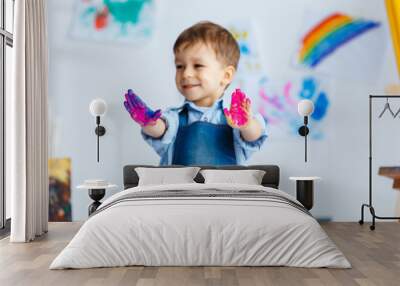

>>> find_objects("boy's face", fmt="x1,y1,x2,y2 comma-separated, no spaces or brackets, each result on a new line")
174,43,235,107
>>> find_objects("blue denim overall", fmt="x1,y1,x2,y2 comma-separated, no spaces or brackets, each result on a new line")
172,106,237,165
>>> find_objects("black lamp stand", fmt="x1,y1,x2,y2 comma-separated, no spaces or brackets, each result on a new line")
88,188,105,216
298,116,310,162
95,115,106,162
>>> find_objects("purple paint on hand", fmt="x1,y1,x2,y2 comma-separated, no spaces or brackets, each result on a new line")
123,89,162,126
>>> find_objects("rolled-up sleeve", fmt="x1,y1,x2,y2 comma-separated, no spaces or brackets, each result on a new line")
233,113,268,162
141,108,179,159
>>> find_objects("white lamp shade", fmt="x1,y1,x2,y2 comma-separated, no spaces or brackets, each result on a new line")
297,99,314,116
89,98,107,117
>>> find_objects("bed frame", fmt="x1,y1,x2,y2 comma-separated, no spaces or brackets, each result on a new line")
123,165,280,189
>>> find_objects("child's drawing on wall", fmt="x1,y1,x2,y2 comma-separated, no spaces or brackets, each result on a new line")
258,76,329,140
293,11,384,82
70,0,155,43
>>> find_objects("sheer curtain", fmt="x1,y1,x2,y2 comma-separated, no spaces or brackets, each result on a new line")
8,0,48,242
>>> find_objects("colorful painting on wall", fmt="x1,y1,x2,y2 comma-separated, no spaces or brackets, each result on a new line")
70,0,155,44
294,11,385,82
49,158,72,222
297,13,380,68
257,75,330,140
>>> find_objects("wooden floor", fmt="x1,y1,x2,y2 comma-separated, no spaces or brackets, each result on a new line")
0,222,399,286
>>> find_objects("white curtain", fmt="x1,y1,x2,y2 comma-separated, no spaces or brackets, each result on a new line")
9,0,49,242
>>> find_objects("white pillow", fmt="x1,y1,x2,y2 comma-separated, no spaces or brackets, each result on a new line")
200,169,266,185
135,167,200,186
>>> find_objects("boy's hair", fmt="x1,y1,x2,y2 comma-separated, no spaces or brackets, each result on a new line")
173,21,240,69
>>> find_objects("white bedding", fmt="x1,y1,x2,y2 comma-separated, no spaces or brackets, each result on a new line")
50,183,351,269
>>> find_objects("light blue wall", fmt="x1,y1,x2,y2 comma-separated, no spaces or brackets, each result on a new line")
47,0,400,221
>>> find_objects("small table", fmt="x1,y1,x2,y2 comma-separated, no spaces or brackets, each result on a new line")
289,177,321,210
77,182,117,216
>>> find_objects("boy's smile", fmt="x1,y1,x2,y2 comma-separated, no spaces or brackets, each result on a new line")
182,83,201,90
174,43,235,107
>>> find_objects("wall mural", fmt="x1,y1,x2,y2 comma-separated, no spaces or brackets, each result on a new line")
70,0,155,43
118,12,384,164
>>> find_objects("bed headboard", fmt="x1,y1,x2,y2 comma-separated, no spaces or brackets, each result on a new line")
123,165,280,189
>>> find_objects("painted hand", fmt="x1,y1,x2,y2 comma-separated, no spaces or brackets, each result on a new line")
224,88,252,129
123,89,162,126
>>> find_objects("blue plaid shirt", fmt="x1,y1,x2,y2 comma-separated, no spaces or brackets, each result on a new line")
142,98,267,165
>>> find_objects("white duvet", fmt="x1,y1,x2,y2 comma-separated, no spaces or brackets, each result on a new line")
50,183,351,269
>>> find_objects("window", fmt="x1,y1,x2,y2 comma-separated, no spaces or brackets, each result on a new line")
0,0,14,234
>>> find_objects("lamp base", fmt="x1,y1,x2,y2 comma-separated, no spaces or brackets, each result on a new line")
95,126,106,136
298,126,309,136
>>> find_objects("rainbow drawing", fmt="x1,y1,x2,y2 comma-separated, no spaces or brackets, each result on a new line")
299,13,380,68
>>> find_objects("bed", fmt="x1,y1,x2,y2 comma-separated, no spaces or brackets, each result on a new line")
50,165,351,269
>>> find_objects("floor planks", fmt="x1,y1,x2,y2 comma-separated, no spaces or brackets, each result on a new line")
0,222,399,286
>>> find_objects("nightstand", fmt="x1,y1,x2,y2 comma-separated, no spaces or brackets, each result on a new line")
77,180,117,216
289,177,321,210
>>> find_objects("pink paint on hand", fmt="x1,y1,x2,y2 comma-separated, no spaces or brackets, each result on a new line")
124,89,161,126
224,88,250,127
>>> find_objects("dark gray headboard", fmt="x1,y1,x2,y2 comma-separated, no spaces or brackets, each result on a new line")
123,165,280,189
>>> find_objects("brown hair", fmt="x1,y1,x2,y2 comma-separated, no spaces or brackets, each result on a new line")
173,21,240,69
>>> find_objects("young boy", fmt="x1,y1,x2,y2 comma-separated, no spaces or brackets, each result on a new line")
124,21,267,165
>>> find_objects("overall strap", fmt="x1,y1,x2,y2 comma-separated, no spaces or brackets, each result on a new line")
178,105,189,127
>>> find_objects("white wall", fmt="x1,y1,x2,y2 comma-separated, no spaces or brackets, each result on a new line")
47,0,400,221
